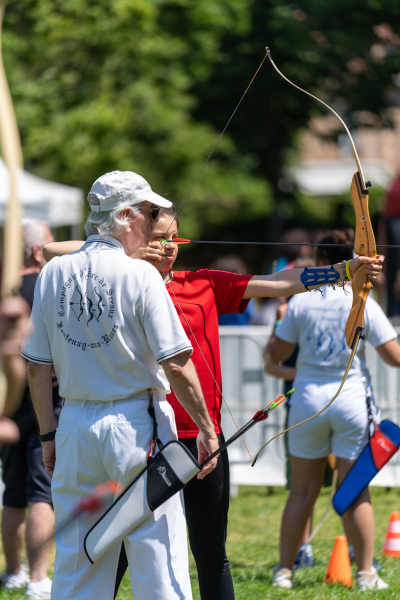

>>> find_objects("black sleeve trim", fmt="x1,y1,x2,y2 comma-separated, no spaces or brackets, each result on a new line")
156,343,193,363
20,351,53,364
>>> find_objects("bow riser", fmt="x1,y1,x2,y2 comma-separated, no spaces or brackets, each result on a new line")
344,265,373,349
352,172,376,259
345,171,377,349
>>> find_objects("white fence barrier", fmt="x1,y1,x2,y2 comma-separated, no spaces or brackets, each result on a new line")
219,326,400,488
1,326,397,505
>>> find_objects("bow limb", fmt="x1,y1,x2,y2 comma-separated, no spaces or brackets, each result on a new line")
266,47,365,182
266,47,376,351
0,1,24,415
251,50,377,466
0,2,23,298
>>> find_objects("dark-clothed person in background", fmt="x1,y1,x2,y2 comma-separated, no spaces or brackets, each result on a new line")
0,297,30,444
0,220,59,599
382,171,400,315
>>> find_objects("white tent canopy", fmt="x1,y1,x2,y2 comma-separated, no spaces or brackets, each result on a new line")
290,159,395,196
0,158,84,227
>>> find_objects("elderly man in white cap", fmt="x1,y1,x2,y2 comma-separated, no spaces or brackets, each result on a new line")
21,171,219,600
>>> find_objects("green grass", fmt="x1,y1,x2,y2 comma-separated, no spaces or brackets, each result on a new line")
1,486,400,598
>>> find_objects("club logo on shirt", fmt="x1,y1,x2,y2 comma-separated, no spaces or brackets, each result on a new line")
56,268,117,351
157,466,172,487
70,285,104,327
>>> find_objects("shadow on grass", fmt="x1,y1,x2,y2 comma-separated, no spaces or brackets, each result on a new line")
230,561,271,584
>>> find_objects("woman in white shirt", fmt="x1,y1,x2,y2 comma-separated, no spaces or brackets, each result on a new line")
266,230,400,591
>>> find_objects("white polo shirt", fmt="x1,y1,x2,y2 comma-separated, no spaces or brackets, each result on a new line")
21,235,193,401
276,284,397,381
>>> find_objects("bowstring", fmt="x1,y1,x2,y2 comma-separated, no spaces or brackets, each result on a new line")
164,51,268,237
159,53,269,461
165,240,400,249
159,263,254,462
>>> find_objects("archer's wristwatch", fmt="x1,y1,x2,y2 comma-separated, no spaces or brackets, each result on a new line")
38,430,57,443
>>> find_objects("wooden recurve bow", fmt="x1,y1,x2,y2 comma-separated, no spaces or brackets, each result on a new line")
251,48,377,466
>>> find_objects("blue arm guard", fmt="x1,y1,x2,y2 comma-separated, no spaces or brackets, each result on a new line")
300,266,340,291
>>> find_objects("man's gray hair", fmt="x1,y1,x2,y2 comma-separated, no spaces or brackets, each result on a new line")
84,200,141,237
22,219,50,264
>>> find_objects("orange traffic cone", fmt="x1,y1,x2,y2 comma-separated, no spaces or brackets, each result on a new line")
325,536,352,587
382,511,400,557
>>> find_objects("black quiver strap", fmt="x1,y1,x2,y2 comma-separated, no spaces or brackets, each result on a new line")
147,389,164,458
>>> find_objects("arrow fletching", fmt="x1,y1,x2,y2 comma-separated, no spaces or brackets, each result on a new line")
252,389,293,422
162,238,191,245
72,479,123,516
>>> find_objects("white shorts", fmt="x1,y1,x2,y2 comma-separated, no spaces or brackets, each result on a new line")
288,377,370,460
51,395,192,600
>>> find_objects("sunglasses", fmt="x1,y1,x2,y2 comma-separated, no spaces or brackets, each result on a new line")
137,206,160,220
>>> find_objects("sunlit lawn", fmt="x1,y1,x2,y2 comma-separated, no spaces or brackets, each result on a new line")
1,486,399,599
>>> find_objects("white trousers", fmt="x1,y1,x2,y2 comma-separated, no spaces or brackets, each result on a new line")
51,396,193,600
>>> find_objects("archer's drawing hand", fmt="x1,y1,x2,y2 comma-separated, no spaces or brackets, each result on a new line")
131,242,163,265
196,429,219,480
350,255,384,282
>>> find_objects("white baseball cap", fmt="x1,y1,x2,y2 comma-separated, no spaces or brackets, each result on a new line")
87,171,172,213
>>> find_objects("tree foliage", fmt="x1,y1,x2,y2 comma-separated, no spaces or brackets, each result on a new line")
194,0,400,239
2,0,400,268
3,0,270,241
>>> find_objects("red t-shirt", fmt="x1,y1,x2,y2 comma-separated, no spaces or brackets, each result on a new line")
166,269,252,438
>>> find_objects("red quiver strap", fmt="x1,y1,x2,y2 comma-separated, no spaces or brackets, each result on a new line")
370,427,398,469
148,440,156,459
